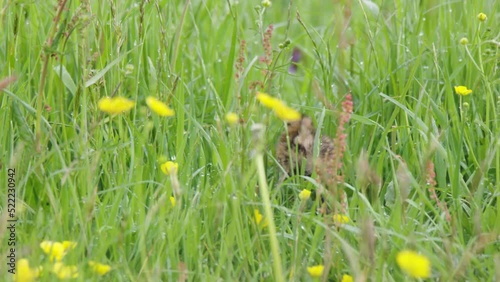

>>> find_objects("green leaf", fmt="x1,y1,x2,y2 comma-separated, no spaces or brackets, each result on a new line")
11,100,34,143
84,47,138,88
53,65,77,96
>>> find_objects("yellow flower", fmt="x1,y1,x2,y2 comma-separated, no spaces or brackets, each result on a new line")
40,241,64,261
256,92,301,122
333,214,350,224
341,274,353,282
40,241,76,262
477,13,487,22
170,196,176,207
62,241,77,250
146,96,175,117
459,37,469,45
52,262,79,279
396,250,431,279
273,103,301,122
256,92,282,109
225,112,239,125
299,189,311,201
98,96,135,114
14,259,41,282
307,265,324,278
454,86,472,96
253,209,268,228
161,161,178,175
88,261,111,276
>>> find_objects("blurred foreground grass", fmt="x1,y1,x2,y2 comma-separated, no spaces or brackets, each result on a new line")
1,0,499,281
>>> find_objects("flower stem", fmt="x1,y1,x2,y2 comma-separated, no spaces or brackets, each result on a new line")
255,152,284,282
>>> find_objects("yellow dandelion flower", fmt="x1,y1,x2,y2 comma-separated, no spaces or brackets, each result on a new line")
225,112,239,125
146,96,175,117
333,214,350,224
170,196,176,207
97,96,135,114
256,92,282,109
459,37,469,45
341,274,353,282
88,261,111,276
299,189,311,201
396,250,431,279
253,209,268,228
40,241,76,262
477,13,487,22
273,103,301,122
454,86,472,96
14,259,41,282
52,262,79,279
307,265,324,278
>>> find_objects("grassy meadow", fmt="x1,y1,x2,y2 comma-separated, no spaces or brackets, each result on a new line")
1,0,500,281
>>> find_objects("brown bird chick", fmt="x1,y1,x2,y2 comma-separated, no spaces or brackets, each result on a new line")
276,116,334,179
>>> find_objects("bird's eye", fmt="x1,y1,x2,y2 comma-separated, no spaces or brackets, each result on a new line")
297,144,307,154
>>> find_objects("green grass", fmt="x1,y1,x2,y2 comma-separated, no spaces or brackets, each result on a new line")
1,0,499,281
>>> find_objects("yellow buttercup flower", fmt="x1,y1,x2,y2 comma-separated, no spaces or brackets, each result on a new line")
88,261,111,276
161,161,178,175
146,96,175,117
256,92,282,109
170,196,176,207
341,274,353,282
477,13,487,22
256,92,301,122
225,112,239,125
98,96,135,114
459,37,469,45
40,241,65,262
299,189,311,201
14,259,41,282
396,250,431,279
454,86,472,96
253,209,268,228
307,265,324,278
62,241,77,250
333,214,350,224
273,103,301,122
40,241,77,262
52,262,79,279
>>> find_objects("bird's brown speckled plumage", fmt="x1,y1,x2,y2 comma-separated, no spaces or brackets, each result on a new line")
276,116,334,177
